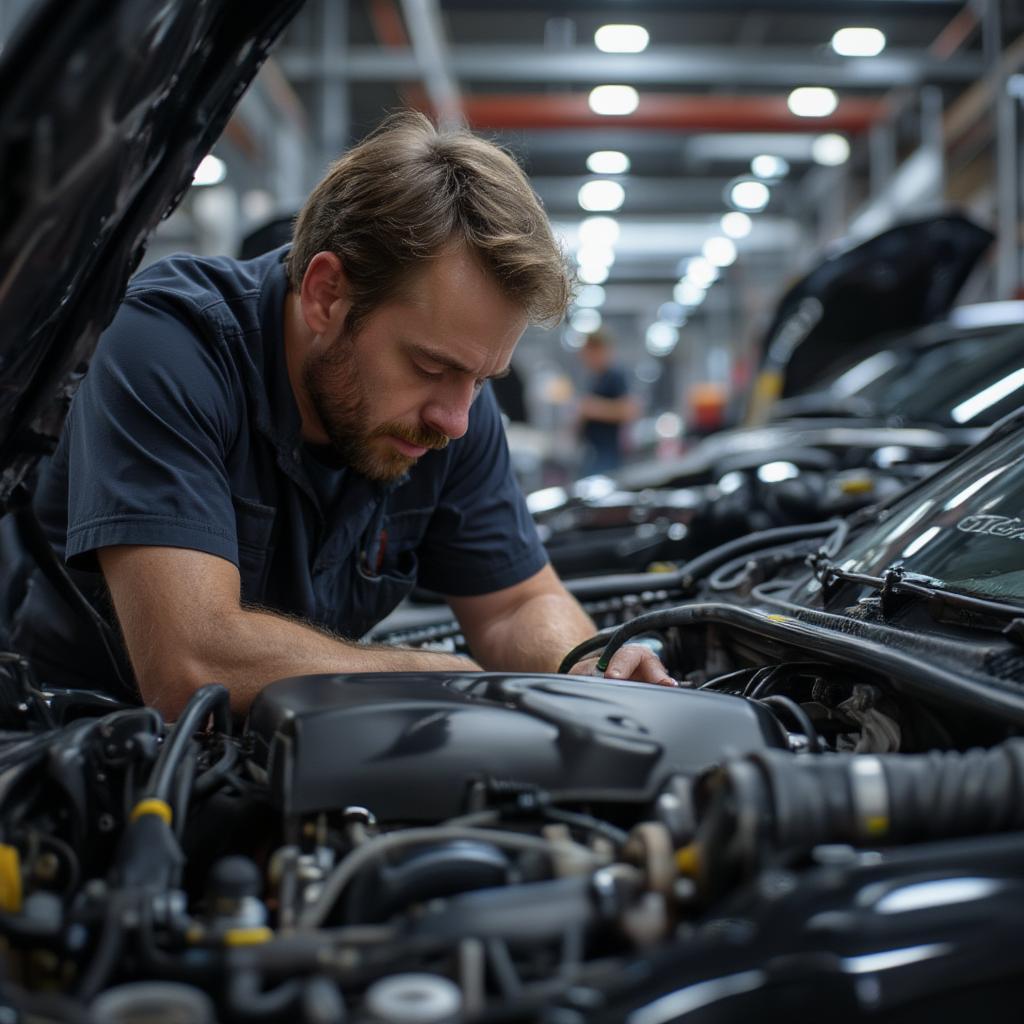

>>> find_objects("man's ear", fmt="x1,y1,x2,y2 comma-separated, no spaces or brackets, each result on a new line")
299,252,352,335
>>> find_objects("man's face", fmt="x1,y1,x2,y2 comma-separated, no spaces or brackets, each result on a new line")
302,246,527,482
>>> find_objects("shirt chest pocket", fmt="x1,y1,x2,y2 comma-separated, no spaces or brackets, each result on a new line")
343,507,433,638
232,493,277,601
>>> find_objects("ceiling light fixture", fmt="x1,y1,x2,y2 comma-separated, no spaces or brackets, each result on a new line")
570,308,602,333
702,236,737,268
812,133,851,166
594,24,649,53
577,247,615,270
686,257,718,289
586,150,631,174
832,27,886,57
720,211,752,239
673,280,706,307
729,179,770,212
192,154,227,187
787,86,839,117
575,284,606,308
578,216,620,247
578,179,625,212
645,322,679,357
589,85,640,116
751,154,789,179
578,263,610,285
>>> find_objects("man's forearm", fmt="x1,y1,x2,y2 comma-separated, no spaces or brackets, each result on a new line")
141,605,478,717
469,591,596,674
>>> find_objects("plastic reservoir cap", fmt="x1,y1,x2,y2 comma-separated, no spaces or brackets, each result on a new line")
89,982,217,1024
364,973,462,1023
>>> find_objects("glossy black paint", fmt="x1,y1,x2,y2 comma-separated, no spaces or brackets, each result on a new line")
246,672,789,820
585,834,1024,1023
0,0,302,512
758,214,993,397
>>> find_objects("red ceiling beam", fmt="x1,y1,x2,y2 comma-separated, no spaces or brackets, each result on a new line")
459,93,887,133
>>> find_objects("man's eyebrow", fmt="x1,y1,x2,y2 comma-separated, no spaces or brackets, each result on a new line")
408,343,511,380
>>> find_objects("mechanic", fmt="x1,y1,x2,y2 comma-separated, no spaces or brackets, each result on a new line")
577,330,637,476
0,112,675,717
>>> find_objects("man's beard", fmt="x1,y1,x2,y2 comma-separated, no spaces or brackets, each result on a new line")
302,331,450,482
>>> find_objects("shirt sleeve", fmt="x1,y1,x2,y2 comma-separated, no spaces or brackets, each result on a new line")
416,386,549,596
64,297,241,572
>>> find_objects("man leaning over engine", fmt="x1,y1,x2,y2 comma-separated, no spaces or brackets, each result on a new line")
0,112,675,717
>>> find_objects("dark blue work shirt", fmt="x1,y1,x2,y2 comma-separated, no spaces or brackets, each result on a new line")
581,365,629,476
1,247,547,694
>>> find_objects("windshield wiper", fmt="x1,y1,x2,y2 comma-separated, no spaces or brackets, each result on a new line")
809,559,1024,645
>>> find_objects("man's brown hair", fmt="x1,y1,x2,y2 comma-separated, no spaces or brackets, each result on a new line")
286,111,572,333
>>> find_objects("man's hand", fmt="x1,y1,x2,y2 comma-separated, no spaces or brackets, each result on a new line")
568,644,678,687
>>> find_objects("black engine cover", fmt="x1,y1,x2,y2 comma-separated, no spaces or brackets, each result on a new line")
245,672,787,821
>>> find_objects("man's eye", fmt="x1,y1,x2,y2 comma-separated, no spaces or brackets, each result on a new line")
414,364,443,380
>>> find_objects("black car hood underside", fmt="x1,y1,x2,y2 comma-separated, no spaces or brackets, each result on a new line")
0,0,302,513
759,213,993,398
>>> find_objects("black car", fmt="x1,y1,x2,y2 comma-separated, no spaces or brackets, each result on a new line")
5,3,1024,1023
535,304,1022,579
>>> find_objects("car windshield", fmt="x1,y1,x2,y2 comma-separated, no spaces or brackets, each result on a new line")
825,323,1024,427
825,424,1024,602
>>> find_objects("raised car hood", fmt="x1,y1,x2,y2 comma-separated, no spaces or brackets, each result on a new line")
757,214,993,400
0,0,302,513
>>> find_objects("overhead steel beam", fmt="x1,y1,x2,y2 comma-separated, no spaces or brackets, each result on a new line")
278,45,983,88
459,94,885,134
399,0,464,128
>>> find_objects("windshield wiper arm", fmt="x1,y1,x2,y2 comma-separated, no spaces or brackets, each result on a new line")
810,560,1024,645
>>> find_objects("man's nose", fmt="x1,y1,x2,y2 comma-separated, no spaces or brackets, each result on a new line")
422,378,476,441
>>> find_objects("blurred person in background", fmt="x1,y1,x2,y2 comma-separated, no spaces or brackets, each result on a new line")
577,330,638,476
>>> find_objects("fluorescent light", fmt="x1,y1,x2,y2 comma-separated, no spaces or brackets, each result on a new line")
655,412,682,439
658,301,687,326
646,322,679,357
589,85,640,116
686,257,718,289
720,211,752,238
673,280,706,306
751,154,789,179
192,154,226,186
788,87,839,117
594,24,649,53
832,27,886,57
578,180,625,212
575,284,606,308
576,245,615,268
812,133,850,166
578,216,620,247
950,368,1024,424
729,179,770,212
570,307,602,333
586,150,631,174
578,263,610,284
702,236,737,268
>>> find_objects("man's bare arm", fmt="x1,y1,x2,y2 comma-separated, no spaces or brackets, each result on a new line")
99,545,479,719
578,394,638,425
447,564,674,684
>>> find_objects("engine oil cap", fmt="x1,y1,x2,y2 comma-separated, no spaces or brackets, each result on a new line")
364,973,462,1023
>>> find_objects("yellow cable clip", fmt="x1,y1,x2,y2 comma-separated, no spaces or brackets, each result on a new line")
0,844,22,913
224,926,274,947
130,798,173,826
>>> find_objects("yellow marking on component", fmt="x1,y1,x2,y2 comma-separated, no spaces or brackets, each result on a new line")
647,562,677,574
767,614,789,623
675,843,701,879
0,845,22,913
865,816,889,838
130,798,173,826
839,477,874,495
224,926,274,947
